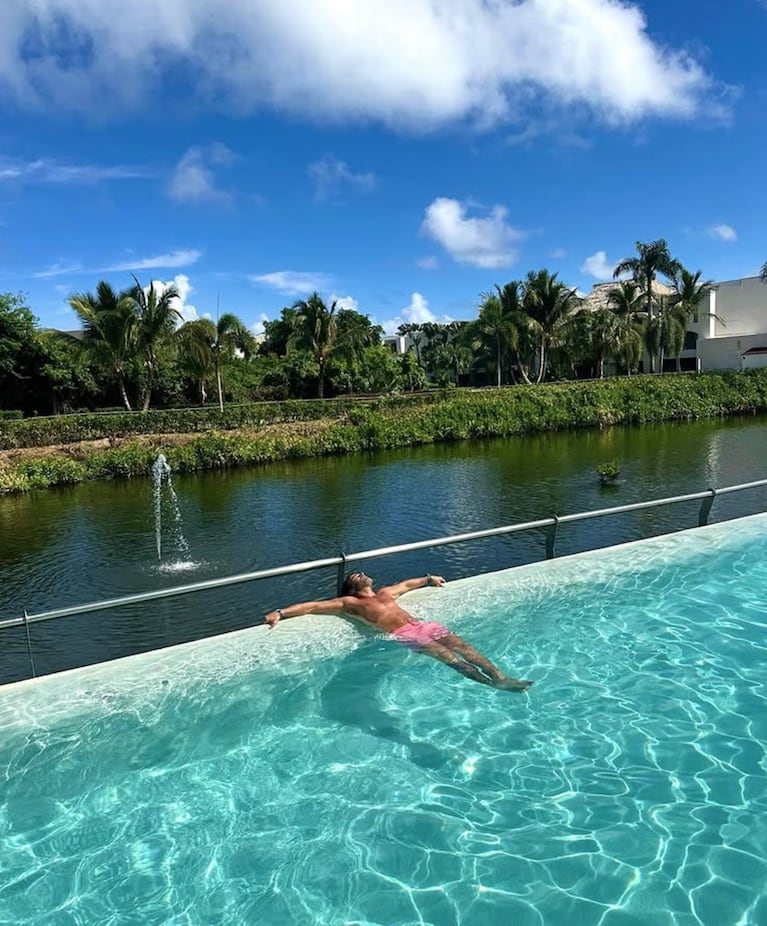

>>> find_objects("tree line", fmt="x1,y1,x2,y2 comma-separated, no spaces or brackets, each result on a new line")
0,240,733,415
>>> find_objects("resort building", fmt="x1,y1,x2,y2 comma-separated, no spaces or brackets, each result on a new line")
690,275,767,371
580,274,767,373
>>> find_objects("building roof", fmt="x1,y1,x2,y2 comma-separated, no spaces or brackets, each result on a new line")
579,280,673,313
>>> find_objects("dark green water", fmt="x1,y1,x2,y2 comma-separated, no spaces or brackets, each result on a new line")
2,415,767,683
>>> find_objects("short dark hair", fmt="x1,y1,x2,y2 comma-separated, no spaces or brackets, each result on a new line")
341,572,369,596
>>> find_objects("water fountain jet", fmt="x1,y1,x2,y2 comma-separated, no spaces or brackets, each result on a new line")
151,454,192,566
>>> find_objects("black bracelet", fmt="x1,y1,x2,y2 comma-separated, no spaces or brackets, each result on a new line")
426,574,432,586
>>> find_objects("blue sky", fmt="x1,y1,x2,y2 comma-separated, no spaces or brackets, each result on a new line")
1,0,765,335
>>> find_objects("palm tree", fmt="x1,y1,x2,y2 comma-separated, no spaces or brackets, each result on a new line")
130,275,182,410
658,308,687,373
495,280,531,384
522,269,579,383
177,318,217,404
396,322,425,365
68,281,137,410
290,292,339,398
332,309,382,393
213,312,256,410
177,312,255,407
425,324,473,386
572,307,620,379
606,280,645,376
761,260,767,283
473,290,520,387
613,240,682,373
661,268,716,372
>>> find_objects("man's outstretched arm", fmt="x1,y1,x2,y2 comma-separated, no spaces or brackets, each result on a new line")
264,597,346,628
380,574,446,599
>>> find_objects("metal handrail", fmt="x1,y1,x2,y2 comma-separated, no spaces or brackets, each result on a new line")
3,478,766,639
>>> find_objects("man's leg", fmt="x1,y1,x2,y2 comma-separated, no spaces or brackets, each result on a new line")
419,641,498,687
436,633,533,692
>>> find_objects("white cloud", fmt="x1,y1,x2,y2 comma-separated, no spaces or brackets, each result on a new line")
168,145,235,205
251,312,270,337
33,261,85,279
417,256,440,270
331,295,359,313
0,157,151,184
33,249,201,280
308,156,376,202
380,291,453,335
708,224,737,242
0,1,715,127
580,250,615,280
147,274,199,323
250,271,332,296
104,249,203,273
422,197,523,269
551,247,567,260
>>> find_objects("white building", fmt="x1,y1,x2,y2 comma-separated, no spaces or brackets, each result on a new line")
690,275,767,371
581,274,767,373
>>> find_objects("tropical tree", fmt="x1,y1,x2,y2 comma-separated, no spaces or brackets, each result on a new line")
0,293,38,407
522,269,579,383
399,348,426,391
761,260,767,283
419,322,471,385
396,322,426,365
290,292,339,398
662,268,715,371
68,281,137,410
606,280,645,375
472,290,520,387
130,275,182,410
261,306,300,355
569,307,620,379
212,313,256,410
494,281,531,384
335,309,382,364
613,240,682,373
177,318,217,404
668,269,714,325
33,330,98,414
177,312,255,407
419,322,458,383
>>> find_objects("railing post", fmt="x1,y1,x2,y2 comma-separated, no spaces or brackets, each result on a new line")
698,488,717,527
336,553,348,595
23,609,36,679
545,517,559,559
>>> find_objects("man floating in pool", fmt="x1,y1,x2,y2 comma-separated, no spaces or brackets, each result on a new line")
265,572,533,691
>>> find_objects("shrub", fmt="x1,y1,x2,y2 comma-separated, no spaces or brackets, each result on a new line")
596,460,621,485
2,370,767,494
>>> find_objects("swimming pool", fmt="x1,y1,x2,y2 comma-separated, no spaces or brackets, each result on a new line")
2,514,767,925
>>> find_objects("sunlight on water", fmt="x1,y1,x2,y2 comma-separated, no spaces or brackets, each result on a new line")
2,515,767,925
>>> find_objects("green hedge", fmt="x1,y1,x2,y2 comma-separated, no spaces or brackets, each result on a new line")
2,370,767,494
0,393,447,450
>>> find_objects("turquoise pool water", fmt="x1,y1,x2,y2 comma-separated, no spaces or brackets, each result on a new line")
2,515,767,925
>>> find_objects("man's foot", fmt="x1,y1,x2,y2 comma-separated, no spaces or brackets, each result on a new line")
493,677,534,692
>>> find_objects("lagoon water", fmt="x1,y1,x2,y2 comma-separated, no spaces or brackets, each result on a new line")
2,513,767,924
1,414,767,681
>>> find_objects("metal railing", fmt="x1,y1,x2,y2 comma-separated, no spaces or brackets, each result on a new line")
3,478,767,678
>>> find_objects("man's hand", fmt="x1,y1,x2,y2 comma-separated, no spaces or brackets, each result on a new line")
429,575,446,587
265,610,282,629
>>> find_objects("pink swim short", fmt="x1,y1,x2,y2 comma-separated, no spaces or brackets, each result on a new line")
390,619,451,650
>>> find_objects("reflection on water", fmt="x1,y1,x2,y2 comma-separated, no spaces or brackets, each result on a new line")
1,414,766,682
